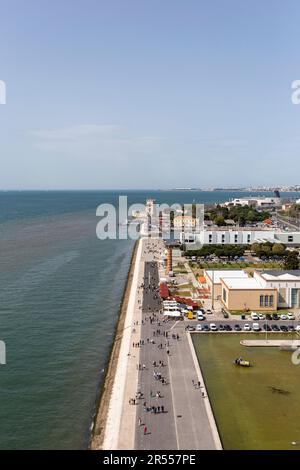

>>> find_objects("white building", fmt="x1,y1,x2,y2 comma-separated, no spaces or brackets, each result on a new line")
180,228,300,246
222,196,281,209
146,199,157,217
198,228,275,245
254,270,300,308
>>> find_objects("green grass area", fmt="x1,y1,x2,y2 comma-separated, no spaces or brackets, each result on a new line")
193,333,300,449
190,261,283,270
173,268,188,274
176,282,193,289
229,309,293,315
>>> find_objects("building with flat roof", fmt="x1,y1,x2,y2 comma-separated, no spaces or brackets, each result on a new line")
174,215,198,229
204,269,249,300
208,268,300,311
222,196,281,209
221,276,277,311
179,228,300,246
254,270,300,308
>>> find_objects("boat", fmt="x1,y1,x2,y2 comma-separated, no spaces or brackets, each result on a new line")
234,357,251,367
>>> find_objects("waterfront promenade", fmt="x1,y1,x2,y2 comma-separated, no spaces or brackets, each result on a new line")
98,236,220,450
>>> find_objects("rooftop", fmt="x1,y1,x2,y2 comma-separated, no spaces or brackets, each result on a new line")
205,269,248,284
221,277,270,290
259,270,300,281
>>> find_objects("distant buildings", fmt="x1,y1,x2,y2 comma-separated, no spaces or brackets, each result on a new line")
146,198,157,217
174,215,198,230
221,196,281,209
180,228,300,246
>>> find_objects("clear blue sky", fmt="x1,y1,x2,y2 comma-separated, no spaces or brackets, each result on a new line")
0,0,299,189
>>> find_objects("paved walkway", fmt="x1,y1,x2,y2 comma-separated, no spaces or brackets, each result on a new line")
241,339,300,347
135,260,178,449
105,236,221,450
167,322,221,449
133,238,220,450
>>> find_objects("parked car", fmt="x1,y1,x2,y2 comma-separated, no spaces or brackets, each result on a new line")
288,325,295,332
186,325,195,331
287,313,295,320
244,323,251,331
272,313,279,320
271,324,280,331
224,324,232,331
251,312,259,321
219,324,225,331
252,322,261,331
240,314,246,320
203,324,210,331
210,323,218,331
258,313,266,320
295,325,300,332
197,313,206,321
222,311,229,319
280,314,287,320
263,324,271,331
234,324,242,331
280,325,288,332
206,309,213,315
196,324,203,331
266,314,273,320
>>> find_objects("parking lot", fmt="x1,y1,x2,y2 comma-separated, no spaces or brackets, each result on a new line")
185,317,300,333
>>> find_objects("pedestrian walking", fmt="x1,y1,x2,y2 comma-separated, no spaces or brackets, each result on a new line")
138,417,142,426
144,426,147,435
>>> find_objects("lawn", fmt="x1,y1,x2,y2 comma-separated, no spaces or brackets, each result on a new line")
229,309,293,315
190,261,283,270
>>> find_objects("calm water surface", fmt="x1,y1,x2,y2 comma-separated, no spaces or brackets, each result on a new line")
193,333,300,450
0,190,298,449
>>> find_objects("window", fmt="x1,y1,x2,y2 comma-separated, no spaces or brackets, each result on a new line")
288,235,294,243
223,289,227,303
260,295,264,307
247,234,251,243
264,295,269,307
209,234,212,243
234,234,238,243
269,295,274,307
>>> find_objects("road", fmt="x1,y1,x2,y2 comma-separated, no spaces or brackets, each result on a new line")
134,240,218,450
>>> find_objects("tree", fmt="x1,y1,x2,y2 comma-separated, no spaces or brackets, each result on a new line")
238,215,246,227
251,243,261,255
247,210,256,222
214,215,225,226
272,243,286,256
284,251,299,270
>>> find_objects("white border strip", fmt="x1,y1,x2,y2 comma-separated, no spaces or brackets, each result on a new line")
187,332,223,450
102,239,142,449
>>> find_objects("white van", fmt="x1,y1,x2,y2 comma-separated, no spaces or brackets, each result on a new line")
197,311,205,321
251,312,259,321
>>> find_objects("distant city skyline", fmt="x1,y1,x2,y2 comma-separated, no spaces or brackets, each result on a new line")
0,0,300,190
